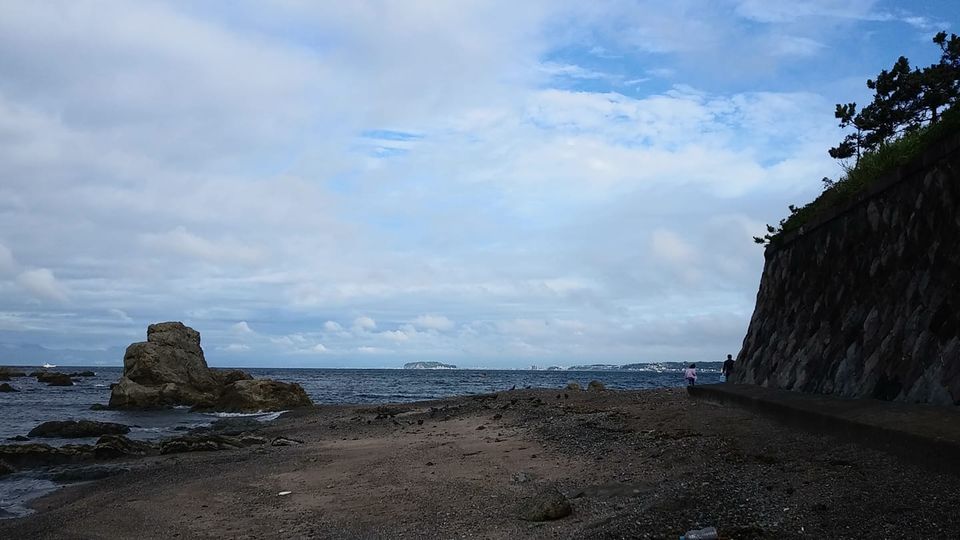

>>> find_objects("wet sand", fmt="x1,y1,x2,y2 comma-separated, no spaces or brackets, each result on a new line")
2,388,960,539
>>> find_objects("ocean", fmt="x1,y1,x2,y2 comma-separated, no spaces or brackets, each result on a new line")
0,365,722,517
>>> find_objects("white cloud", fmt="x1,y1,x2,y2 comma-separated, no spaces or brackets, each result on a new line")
108,308,133,322
650,229,698,266
231,321,254,334
221,343,250,352
311,343,328,353
323,321,344,332
352,316,377,332
16,268,69,302
411,314,454,331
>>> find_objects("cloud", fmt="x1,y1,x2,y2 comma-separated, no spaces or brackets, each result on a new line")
108,308,133,322
352,316,376,332
221,343,250,352
141,227,263,266
231,321,254,334
311,343,327,353
0,1,952,367
16,268,69,302
411,314,454,331
0,243,16,275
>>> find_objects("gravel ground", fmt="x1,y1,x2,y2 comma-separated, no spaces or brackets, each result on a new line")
1,387,958,539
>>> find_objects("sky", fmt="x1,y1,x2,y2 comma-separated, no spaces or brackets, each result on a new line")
0,1,956,368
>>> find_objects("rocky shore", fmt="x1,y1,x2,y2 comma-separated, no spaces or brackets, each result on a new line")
2,388,959,538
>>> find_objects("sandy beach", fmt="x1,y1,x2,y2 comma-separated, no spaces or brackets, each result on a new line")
3,387,960,539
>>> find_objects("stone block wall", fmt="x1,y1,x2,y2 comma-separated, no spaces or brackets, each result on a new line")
733,133,960,404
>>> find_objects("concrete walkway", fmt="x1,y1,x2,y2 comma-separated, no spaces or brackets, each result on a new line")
688,383,960,474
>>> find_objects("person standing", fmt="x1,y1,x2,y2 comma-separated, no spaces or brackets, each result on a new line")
684,364,697,386
722,354,735,382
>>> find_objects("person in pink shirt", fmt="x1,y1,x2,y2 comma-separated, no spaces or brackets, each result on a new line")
684,364,697,386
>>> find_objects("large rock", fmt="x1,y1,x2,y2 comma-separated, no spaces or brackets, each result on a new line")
28,420,130,439
109,322,314,411
109,322,219,409
203,379,312,412
0,383,18,392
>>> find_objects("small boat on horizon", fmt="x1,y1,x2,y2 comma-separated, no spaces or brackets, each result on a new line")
41,362,57,369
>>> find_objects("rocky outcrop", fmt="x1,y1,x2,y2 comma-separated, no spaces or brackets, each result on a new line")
0,383,18,392
28,420,130,438
199,379,312,412
587,380,606,392
735,132,960,405
109,322,313,411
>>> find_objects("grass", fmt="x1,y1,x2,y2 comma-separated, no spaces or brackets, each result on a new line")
764,105,960,245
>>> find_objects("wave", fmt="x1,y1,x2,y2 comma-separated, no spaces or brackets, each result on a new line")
201,411,286,422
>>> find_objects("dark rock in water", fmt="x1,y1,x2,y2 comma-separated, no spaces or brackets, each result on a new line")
37,372,74,386
0,459,14,476
0,367,27,378
0,443,93,468
202,379,312,412
0,383,18,392
28,420,130,439
518,488,573,521
94,435,154,459
587,380,606,392
89,403,109,411
69,371,96,377
8,435,29,442
109,322,315,412
47,464,130,482
159,435,243,455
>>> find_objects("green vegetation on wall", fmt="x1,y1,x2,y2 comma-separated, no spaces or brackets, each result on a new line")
756,32,960,246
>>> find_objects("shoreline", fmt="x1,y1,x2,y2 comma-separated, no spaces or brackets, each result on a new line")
3,387,960,538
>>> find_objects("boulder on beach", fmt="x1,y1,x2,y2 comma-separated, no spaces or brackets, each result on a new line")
0,443,93,468
109,321,313,412
159,434,245,455
28,420,130,439
93,435,154,459
565,382,582,391
587,380,606,392
0,383,18,392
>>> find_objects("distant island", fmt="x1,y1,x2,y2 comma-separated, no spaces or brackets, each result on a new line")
403,361,457,370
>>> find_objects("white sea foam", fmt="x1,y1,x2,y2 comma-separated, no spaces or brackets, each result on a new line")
203,410,287,422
